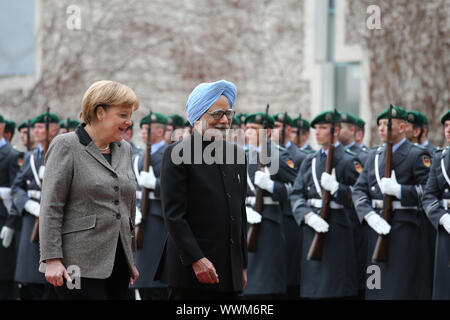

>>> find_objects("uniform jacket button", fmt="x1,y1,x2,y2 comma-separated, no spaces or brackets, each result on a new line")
114,200,120,205
115,213,121,220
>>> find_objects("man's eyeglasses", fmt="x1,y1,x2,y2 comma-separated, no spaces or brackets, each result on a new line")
207,109,235,120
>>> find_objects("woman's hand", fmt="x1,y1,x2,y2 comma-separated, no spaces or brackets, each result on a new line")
45,258,72,287
129,266,139,286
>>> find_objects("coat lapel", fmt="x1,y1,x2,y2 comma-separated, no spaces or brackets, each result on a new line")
85,141,115,174
392,140,410,170
111,142,122,172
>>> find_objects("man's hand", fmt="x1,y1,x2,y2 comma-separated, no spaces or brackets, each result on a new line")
254,167,274,193
439,213,450,235
380,171,401,199
0,226,14,248
192,257,219,284
320,169,339,195
45,258,72,287
138,167,156,190
304,212,329,233
24,200,40,217
364,211,391,235
246,206,262,224
242,269,247,289
129,266,139,286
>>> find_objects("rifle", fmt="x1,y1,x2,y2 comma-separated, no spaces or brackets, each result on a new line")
295,113,302,147
372,104,394,262
247,104,270,252
281,112,287,147
31,107,50,243
26,120,31,151
136,111,152,249
307,109,338,260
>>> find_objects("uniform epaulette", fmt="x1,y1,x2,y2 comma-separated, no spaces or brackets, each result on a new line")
360,146,369,153
276,144,286,151
434,147,445,153
344,148,356,156
412,142,425,150
371,145,380,150
300,149,315,155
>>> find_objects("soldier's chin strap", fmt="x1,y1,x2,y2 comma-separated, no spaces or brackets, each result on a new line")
441,154,450,187
311,156,322,198
30,154,41,189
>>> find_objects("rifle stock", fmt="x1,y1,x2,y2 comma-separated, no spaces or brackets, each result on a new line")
31,107,50,243
372,105,394,262
247,104,269,252
136,111,152,249
307,110,337,261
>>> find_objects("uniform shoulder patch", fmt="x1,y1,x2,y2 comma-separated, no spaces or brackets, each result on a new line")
354,161,363,173
18,156,24,166
287,159,295,169
423,156,431,168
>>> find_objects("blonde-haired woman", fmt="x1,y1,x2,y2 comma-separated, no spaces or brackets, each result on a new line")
39,80,140,299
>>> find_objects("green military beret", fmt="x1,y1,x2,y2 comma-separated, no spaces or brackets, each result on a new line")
272,112,292,126
245,112,274,128
441,111,450,125
292,117,311,131
18,120,35,130
0,114,4,123
139,112,168,128
4,120,16,131
167,114,185,128
355,116,365,128
60,118,81,129
406,111,428,127
31,112,60,125
339,112,359,125
376,105,407,125
232,115,241,126
311,110,341,128
236,113,247,125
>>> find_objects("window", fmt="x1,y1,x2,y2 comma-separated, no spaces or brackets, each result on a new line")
0,1,35,76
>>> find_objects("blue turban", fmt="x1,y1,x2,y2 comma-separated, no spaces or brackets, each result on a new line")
186,80,237,126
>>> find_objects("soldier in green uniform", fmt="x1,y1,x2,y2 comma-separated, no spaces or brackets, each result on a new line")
352,106,434,299
405,110,436,154
291,117,313,151
290,110,363,299
132,112,169,300
422,110,450,300
0,114,21,299
165,114,186,144
243,112,297,299
58,118,80,135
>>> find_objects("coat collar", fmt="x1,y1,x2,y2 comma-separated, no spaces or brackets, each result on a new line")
75,123,122,173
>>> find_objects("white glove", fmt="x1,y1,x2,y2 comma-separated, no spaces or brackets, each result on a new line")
0,226,14,248
246,206,262,224
320,169,339,195
38,165,45,180
304,212,329,233
364,211,391,235
254,167,274,193
380,171,401,199
135,207,142,226
439,213,450,235
0,187,12,211
138,167,156,190
25,200,40,217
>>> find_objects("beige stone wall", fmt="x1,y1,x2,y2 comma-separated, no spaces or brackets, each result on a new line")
346,0,450,147
0,0,309,149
